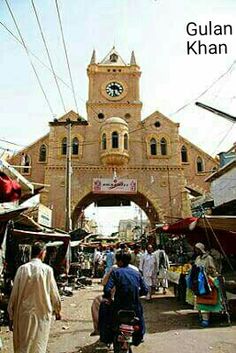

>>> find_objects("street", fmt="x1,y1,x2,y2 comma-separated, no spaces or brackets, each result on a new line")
1,282,236,353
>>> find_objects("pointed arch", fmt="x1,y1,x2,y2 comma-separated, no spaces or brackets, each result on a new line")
39,144,47,162
72,137,79,155
61,137,67,155
22,154,31,174
196,156,204,172
181,145,188,162
150,138,157,155
160,137,167,155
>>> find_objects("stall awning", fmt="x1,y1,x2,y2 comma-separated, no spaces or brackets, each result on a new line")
0,206,28,223
162,217,198,232
161,216,236,255
198,215,236,232
11,228,70,244
162,216,236,233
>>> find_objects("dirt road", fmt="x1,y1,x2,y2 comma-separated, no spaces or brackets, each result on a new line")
1,282,236,353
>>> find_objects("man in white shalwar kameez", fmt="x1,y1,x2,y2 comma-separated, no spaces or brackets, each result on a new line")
139,244,157,300
8,241,61,353
154,246,170,294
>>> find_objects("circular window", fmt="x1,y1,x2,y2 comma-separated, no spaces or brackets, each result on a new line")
98,113,104,120
154,121,161,128
125,113,131,119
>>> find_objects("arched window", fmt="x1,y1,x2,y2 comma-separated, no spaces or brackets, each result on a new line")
61,137,67,155
39,144,46,162
150,138,157,155
22,154,31,174
181,145,188,162
124,134,128,150
197,156,204,172
160,138,167,155
102,133,107,150
112,131,119,148
110,53,118,62
72,137,79,155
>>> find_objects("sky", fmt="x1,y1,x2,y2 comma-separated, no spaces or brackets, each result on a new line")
1,0,236,234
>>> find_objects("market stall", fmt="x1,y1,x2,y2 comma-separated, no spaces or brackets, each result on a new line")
160,216,236,314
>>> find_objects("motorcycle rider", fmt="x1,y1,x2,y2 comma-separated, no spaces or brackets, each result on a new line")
103,250,148,346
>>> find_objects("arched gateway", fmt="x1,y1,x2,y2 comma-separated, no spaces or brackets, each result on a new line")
72,188,163,230
10,48,218,232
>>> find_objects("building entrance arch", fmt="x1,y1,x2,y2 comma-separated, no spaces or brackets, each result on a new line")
71,191,162,231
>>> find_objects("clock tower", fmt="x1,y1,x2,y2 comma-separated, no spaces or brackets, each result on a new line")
86,47,142,128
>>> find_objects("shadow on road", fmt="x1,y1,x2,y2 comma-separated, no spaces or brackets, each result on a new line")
142,294,236,333
60,340,101,353
62,292,236,353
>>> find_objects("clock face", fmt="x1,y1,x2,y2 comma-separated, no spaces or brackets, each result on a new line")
106,82,124,97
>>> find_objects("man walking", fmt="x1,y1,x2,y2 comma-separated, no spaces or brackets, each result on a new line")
154,245,170,294
139,244,157,300
130,243,142,269
8,241,61,353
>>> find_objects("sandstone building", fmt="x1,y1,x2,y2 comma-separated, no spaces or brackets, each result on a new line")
10,48,218,231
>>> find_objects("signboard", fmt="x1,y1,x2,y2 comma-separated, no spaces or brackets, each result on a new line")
38,204,52,228
93,178,137,194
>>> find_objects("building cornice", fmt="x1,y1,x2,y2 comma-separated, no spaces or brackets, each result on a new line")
45,165,183,171
49,120,88,127
86,101,142,107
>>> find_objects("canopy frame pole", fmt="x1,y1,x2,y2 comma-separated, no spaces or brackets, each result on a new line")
203,214,234,272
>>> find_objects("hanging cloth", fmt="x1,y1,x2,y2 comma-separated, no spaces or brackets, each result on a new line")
0,172,21,202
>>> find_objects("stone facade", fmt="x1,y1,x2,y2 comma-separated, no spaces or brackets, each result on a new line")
119,217,151,242
9,48,219,231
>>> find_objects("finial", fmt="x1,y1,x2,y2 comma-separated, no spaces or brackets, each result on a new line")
130,50,137,65
90,49,96,64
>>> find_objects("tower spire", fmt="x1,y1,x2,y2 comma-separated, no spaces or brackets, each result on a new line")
130,51,137,65
90,49,96,64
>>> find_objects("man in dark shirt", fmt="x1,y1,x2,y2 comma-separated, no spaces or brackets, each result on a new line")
104,251,148,345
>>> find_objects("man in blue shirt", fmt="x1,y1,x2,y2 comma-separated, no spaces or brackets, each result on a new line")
103,251,148,345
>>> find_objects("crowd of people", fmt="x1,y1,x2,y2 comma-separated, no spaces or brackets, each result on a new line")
6,239,226,352
90,240,226,338
92,242,170,298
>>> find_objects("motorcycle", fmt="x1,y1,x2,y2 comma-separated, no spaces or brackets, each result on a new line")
113,310,140,353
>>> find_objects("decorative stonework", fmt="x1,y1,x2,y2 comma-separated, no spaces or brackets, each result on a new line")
8,48,219,231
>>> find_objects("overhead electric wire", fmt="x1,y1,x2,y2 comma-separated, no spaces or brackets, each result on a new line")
170,59,236,116
211,121,236,155
4,0,55,117
2,3,229,158
31,0,67,113
54,0,79,115
1,19,109,123
0,20,71,90
0,138,24,147
203,214,234,271
0,21,107,121
0,21,100,117
0,19,101,119
0,146,13,152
